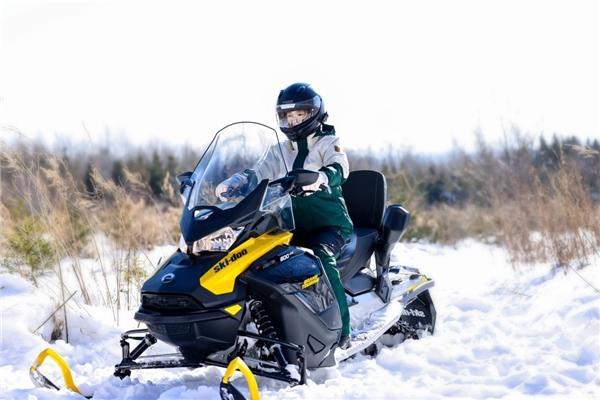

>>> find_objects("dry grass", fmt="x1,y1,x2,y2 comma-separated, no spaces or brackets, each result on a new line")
0,146,180,325
502,161,599,267
1,134,597,327
90,167,179,313
405,205,497,243
397,142,600,268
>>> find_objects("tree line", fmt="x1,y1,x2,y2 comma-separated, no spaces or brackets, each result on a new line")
3,134,598,209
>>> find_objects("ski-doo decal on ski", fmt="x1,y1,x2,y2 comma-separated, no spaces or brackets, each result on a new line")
200,231,292,295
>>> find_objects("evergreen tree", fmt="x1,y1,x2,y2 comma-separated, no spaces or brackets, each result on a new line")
148,151,165,198
111,160,126,185
423,166,448,206
548,135,562,170
536,136,550,168
84,163,96,195
166,154,177,179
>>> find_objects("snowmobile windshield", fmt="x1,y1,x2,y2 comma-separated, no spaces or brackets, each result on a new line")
184,122,293,252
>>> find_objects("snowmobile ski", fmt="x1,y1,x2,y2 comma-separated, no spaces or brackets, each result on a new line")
114,328,307,385
29,347,91,398
220,357,260,400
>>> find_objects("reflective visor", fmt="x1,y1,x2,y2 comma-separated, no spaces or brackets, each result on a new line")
276,96,321,129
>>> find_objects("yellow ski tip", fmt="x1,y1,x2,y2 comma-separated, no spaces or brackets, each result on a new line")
29,347,90,398
220,357,260,400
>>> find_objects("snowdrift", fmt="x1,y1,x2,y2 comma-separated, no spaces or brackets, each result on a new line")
1,241,598,399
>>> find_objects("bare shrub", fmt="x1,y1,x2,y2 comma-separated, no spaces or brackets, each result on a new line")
0,145,180,320
485,142,599,267
91,167,178,250
88,166,179,316
1,149,94,303
385,133,599,269
533,160,599,267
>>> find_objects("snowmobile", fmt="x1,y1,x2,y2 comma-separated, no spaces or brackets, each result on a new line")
30,122,435,400
113,121,435,397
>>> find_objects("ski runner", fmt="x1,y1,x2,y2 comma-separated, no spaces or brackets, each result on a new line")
216,83,353,349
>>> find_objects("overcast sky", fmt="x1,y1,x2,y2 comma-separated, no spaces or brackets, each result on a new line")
1,0,598,153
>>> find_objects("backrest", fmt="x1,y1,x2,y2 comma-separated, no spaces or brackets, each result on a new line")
342,170,387,230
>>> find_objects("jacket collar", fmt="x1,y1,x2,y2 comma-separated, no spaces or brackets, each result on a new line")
287,132,317,151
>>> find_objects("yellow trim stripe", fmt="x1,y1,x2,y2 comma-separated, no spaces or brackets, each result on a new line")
407,276,429,293
224,304,242,316
200,231,292,295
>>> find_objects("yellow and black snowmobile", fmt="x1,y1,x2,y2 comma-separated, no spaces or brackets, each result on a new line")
31,122,435,400
114,121,435,397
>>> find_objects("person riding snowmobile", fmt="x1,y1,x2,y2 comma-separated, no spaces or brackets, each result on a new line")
216,83,353,349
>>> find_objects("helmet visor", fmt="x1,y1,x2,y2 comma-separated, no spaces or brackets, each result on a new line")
276,96,321,129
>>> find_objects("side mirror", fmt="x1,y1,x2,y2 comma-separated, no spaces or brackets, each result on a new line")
176,171,193,186
176,171,193,194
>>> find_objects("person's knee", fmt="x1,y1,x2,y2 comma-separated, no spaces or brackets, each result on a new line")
315,242,337,259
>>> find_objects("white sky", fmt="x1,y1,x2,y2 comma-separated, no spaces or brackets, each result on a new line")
1,0,598,153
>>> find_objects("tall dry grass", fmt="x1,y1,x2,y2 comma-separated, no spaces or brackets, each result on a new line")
393,138,600,268
1,133,597,329
90,166,179,313
494,159,600,267
0,146,180,328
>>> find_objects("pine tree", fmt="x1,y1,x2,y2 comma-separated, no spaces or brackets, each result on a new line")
148,151,165,198
111,160,125,185
84,163,96,195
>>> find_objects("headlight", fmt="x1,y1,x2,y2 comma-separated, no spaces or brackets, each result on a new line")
192,226,243,253
142,294,203,312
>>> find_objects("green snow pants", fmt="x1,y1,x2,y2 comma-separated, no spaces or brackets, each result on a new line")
293,228,351,335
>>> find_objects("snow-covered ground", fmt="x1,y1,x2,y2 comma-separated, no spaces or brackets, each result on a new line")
1,241,598,399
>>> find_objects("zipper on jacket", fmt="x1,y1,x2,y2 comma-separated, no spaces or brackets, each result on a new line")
293,138,309,170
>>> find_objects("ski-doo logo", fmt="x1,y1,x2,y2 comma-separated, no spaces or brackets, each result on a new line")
301,275,319,289
213,249,248,273
402,308,426,318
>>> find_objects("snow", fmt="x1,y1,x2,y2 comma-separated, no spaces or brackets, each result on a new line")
1,240,599,399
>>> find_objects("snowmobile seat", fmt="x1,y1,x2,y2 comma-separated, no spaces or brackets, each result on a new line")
337,170,387,283
337,228,378,283
342,170,386,230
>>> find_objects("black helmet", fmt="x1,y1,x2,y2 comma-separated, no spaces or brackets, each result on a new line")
276,83,326,141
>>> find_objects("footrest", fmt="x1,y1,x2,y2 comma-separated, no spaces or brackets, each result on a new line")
335,300,404,362
344,272,376,296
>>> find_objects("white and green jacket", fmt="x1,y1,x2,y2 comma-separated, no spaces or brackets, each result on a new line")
248,124,353,238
